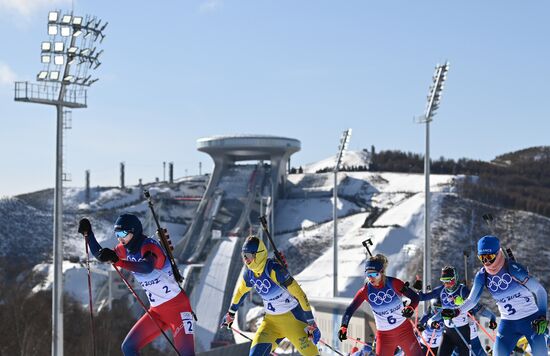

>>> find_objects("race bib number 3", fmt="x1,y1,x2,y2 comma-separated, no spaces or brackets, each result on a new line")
180,312,194,335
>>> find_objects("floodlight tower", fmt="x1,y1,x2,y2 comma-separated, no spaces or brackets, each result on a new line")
333,128,352,297
416,62,449,303
14,10,107,356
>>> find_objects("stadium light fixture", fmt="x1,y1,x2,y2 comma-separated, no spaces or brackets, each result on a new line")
415,61,450,309
14,10,107,356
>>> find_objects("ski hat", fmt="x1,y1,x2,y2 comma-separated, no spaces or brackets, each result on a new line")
114,213,145,253
242,236,268,274
365,260,384,274
365,254,387,274
477,235,500,255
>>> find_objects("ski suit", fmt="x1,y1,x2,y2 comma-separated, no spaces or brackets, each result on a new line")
457,260,548,356
87,231,195,356
341,276,423,356
419,284,472,356
229,258,318,356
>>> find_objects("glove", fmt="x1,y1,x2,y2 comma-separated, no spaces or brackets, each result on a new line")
412,279,422,291
417,323,426,332
488,319,498,330
441,308,460,320
338,325,348,342
98,248,119,263
305,320,321,345
220,311,235,329
402,305,415,318
531,316,548,335
431,321,442,329
78,218,92,235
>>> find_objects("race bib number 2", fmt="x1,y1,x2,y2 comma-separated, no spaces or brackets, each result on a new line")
180,312,194,334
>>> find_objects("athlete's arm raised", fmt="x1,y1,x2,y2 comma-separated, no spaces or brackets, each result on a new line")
458,271,484,314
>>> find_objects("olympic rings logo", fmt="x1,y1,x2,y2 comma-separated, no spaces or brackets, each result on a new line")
251,279,271,294
487,273,512,292
368,289,395,305
440,292,457,306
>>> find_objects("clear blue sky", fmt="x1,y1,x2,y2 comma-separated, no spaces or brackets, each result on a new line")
1,0,549,197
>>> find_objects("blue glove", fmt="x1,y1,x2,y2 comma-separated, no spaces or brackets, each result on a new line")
305,319,321,344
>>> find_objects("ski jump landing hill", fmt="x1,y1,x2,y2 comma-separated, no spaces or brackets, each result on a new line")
173,135,300,352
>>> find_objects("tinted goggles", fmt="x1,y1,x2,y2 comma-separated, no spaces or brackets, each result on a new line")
478,253,497,264
115,230,131,238
366,272,380,278
440,277,456,285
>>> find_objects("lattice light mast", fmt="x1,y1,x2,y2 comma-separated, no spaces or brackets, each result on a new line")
416,62,449,305
333,128,352,298
14,10,107,356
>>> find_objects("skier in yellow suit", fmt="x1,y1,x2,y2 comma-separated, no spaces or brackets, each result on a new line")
221,235,321,355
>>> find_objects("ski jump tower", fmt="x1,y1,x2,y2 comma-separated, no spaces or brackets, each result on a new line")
197,134,300,231
175,135,300,260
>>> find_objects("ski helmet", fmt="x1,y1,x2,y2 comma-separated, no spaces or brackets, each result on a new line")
242,236,268,274
477,235,500,255
114,213,145,253
440,265,458,291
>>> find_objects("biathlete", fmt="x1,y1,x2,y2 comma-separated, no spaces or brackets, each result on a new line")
220,235,321,355
417,300,444,355
78,214,195,356
418,266,473,356
442,235,548,356
338,254,424,356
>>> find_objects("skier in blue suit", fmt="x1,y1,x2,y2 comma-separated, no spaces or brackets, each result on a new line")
442,235,548,356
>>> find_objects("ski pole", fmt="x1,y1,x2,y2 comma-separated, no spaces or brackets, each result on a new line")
112,265,182,356
467,312,496,343
84,236,97,356
426,329,436,356
230,326,253,341
230,327,279,356
450,322,472,356
319,339,344,356
409,320,435,356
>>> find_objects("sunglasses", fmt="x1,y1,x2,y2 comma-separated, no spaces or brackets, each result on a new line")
478,254,497,264
366,272,380,278
115,230,131,238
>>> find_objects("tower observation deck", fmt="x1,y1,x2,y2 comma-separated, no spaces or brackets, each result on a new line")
197,134,300,232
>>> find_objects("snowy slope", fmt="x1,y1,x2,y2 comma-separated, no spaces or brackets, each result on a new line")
302,150,371,173
276,171,457,298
